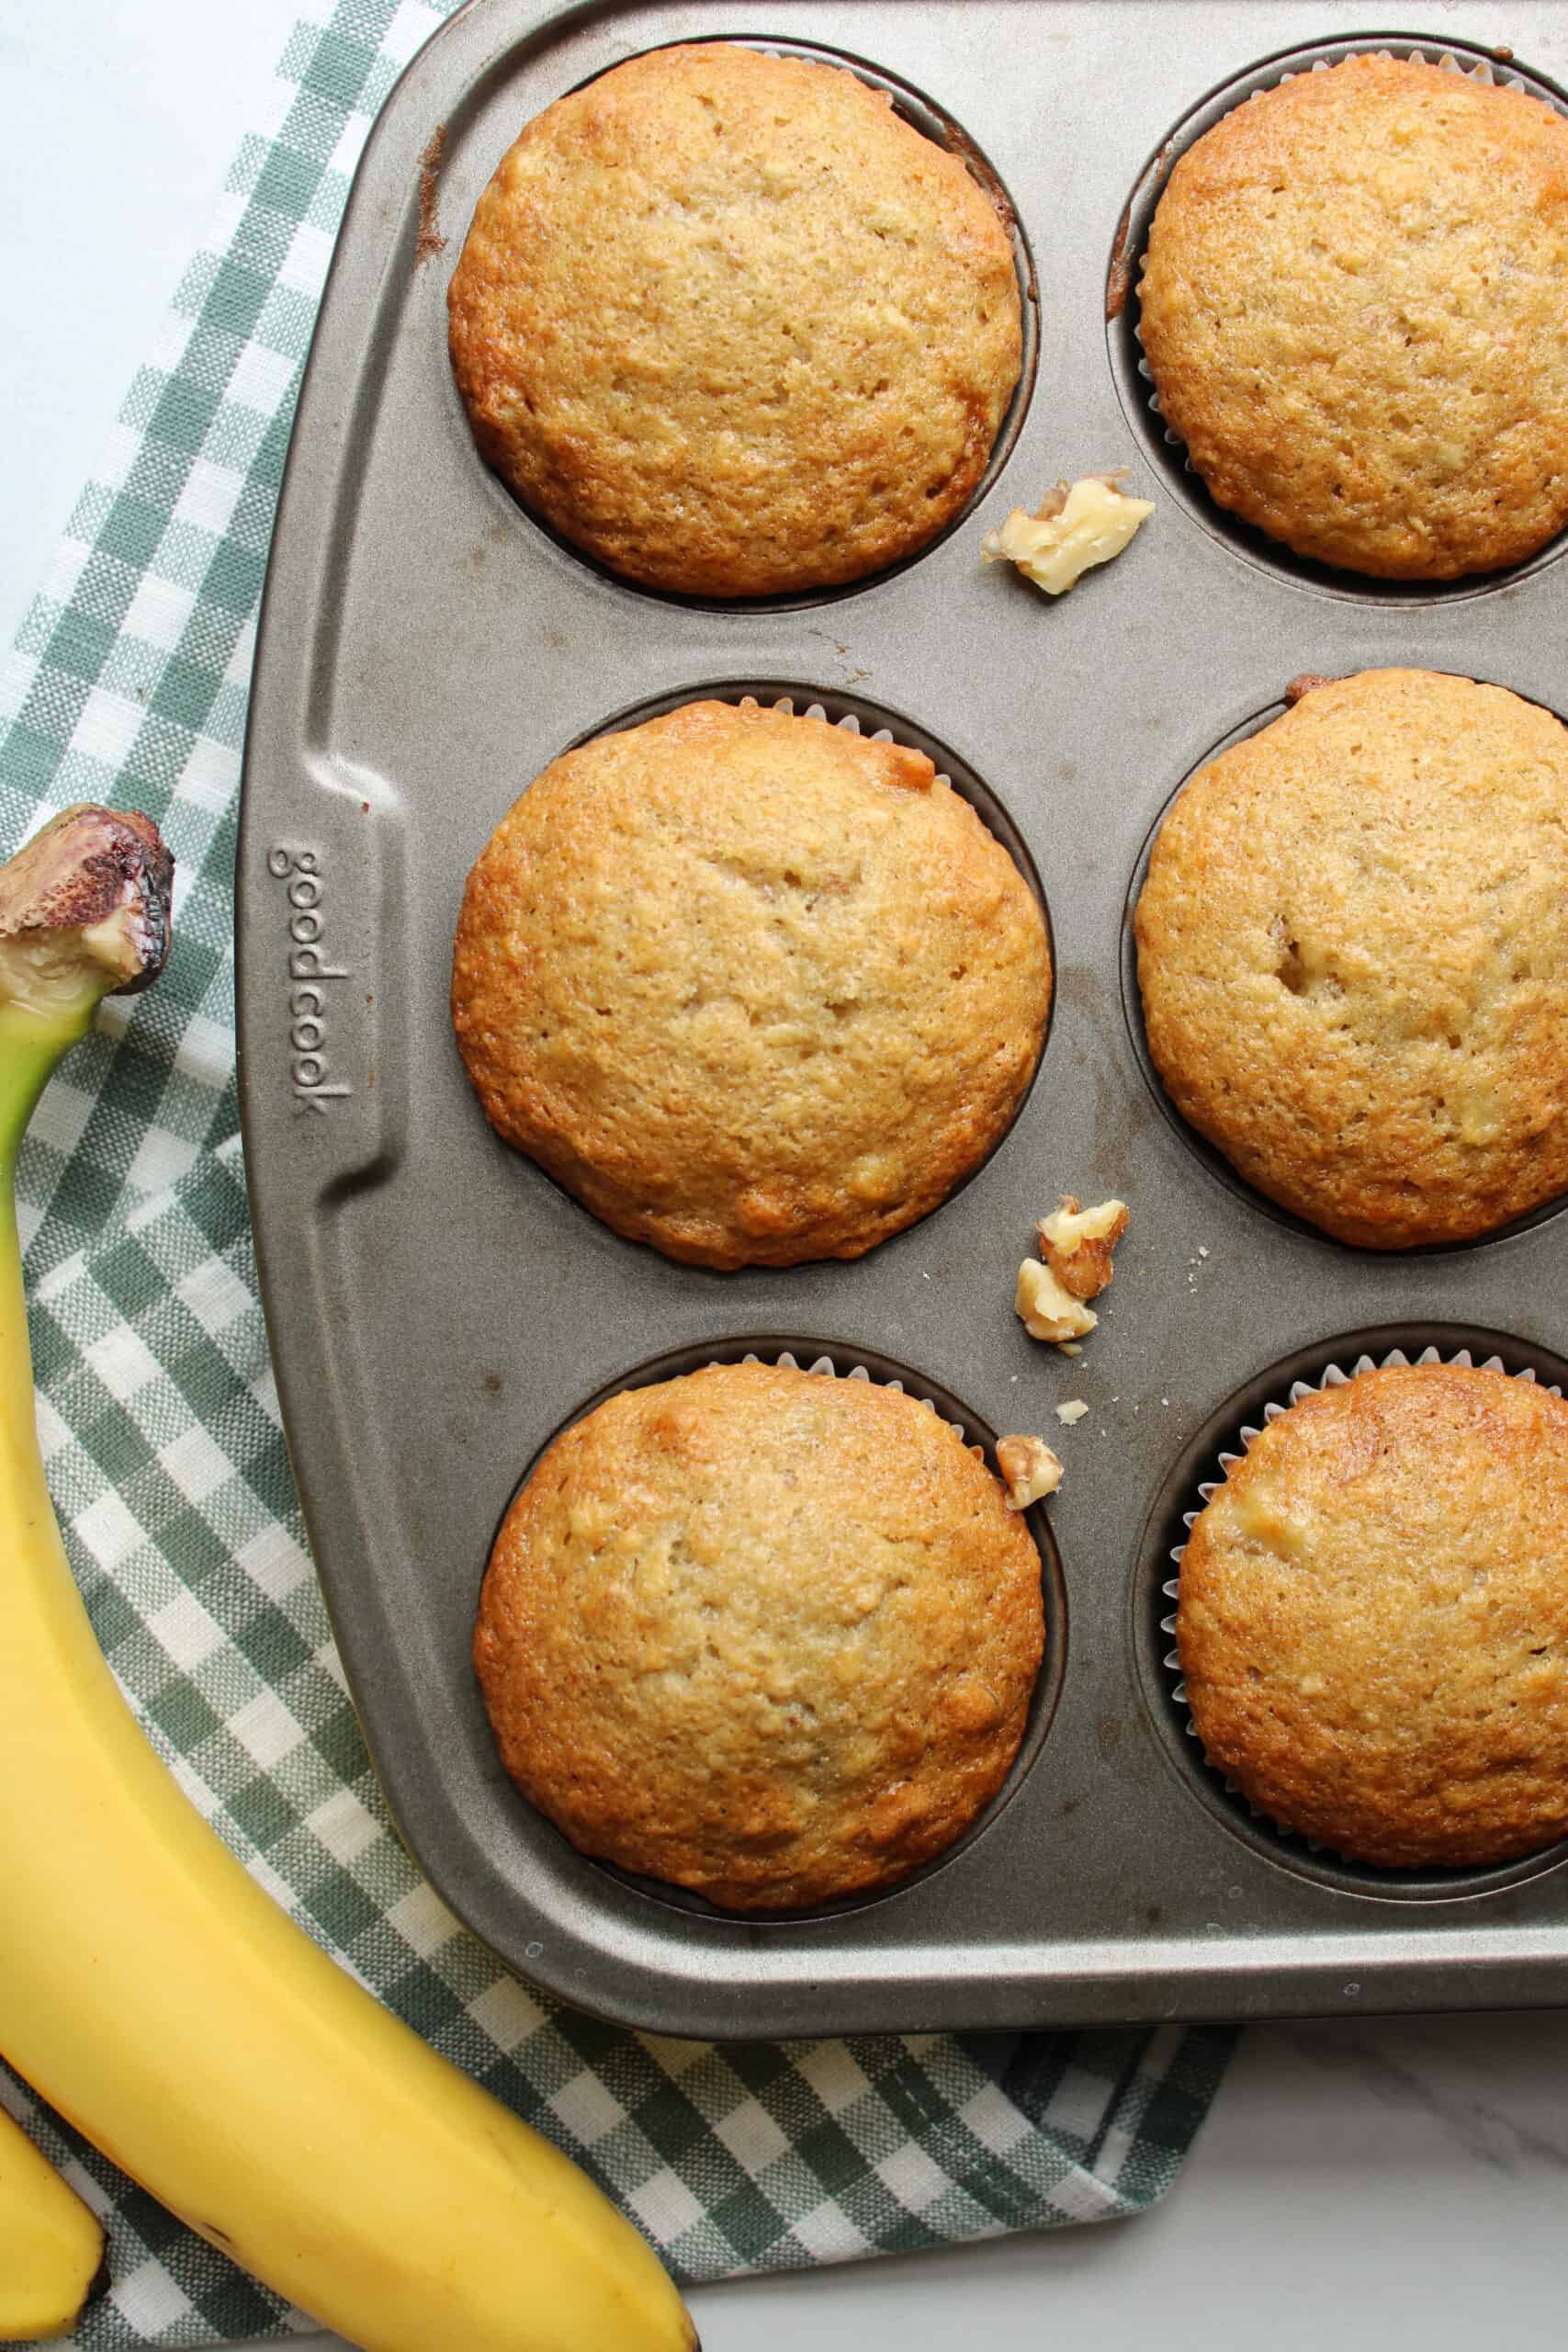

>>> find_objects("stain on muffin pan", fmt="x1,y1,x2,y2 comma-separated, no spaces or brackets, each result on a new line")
1106,35,1568,606
1134,1327,1568,1905
240,0,1568,2038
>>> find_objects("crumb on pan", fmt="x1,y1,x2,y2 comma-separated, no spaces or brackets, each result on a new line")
982,473,1153,594
1055,1399,1090,1426
1037,1194,1129,1301
996,1433,1064,1509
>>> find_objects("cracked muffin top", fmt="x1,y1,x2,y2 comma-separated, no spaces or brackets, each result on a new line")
1178,1363,1568,1868
446,40,1022,596
1134,668,1568,1248
473,1361,1045,1909
1138,53,1568,579
451,697,1051,1269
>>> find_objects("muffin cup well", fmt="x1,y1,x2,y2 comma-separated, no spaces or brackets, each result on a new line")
1105,35,1568,606
1117,690,1568,1256
459,34,1038,615
1134,1328,1568,1903
479,1336,1068,1926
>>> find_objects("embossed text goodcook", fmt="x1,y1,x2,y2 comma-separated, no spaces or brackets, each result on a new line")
267,846,351,1112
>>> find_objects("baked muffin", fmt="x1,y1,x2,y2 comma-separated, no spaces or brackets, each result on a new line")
1178,1363,1568,1868
474,1363,1045,1908
1138,53,1568,578
447,41,1022,595
452,698,1050,1268
1134,669,1568,1248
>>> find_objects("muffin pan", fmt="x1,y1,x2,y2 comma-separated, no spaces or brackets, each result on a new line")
237,0,1568,2035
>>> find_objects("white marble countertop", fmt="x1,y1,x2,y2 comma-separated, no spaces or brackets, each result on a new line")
5,6,1567,2346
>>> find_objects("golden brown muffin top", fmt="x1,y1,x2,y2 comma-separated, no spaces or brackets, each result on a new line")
1134,669,1568,1249
447,41,1022,595
452,699,1051,1269
1138,53,1568,578
474,1363,1045,1909
1178,1363,1568,1869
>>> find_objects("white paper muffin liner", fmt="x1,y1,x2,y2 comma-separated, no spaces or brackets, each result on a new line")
718,1346,965,1439
582,683,1047,913
757,694,956,789
1160,1341,1565,1872
592,689,948,771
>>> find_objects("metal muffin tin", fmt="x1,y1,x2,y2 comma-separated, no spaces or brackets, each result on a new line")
237,0,1568,2037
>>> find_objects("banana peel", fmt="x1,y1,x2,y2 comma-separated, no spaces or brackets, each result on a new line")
0,809,698,2352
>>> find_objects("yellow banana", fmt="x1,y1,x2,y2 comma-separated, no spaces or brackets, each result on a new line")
0,809,698,2351
0,2103,103,2342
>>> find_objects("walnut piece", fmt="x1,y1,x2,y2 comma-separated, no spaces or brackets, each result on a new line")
1055,1399,1090,1426
1036,1195,1129,1302
996,1434,1064,1510
1016,1257,1098,1345
981,474,1154,596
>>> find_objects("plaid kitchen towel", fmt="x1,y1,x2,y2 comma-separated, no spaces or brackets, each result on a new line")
0,4,1235,2343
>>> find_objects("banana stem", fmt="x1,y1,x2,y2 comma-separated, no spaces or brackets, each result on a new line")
0,994,97,1182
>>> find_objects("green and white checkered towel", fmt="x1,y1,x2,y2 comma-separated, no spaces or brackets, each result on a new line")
0,5,1234,2343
